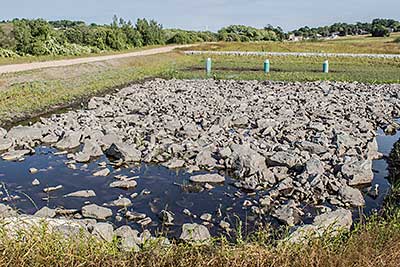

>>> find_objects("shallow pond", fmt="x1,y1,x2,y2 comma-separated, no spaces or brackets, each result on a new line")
0,126,399,238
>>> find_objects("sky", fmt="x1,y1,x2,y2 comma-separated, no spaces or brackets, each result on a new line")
1,0,399,32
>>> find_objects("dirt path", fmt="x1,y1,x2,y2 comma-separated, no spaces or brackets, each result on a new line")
0,45,192,74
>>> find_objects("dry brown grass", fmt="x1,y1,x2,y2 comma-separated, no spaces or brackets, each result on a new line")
0,211,399,267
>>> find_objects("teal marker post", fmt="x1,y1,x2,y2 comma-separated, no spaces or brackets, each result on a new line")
323,60,329,73
206,58,212,75
264,59,270,73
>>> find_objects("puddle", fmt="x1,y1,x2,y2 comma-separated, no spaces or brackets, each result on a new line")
0,126,398,238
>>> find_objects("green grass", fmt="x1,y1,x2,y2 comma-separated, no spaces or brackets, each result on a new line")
185,33,400,54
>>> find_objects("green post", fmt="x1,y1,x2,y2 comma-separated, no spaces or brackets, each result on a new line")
206,58,212,75
264,59,270,73
323,60,329,73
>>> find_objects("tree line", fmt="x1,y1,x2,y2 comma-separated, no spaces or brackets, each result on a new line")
0,16,399,57
291,18,400,38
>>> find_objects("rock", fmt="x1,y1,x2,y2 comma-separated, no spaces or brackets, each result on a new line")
268,151,298,168
55,131,82,150
74,152,91,163
272,204,300,226
114,225,141,252
2,150,30,161
93,168,110,177
43,185,63,193
339,185,365,207
105,143,141,162
289,208,352,243
231,144,275,184
183,123,200,139
341,159,373,186
64,190,96,198
81,204,112,220
297,141,328,155
180,223,211,242
0,127,6,138
112,198,132,207
0,204,17,218
0,138,13,151
163,158,185,169
305,157,324,176
126,211,147,221
195,150,217,168
200,213,212,222
137,217,152,227
92,222,114,242
109,180,137,189
32,179,40,186
29,168,38,174
82,140,103,158
219,221,230,230
34,207,56,218
189,173,225,183
7,126,42,142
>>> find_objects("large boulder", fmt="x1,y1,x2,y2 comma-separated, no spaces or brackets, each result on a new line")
189,173,225,183
105,143,141,162
231,144,275,184
268,151,298,169
180,223,210,242
339,185,365,207
55,131,82,150
341,159,373,186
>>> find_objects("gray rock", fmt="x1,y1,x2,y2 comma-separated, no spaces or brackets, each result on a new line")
81,204,112,220
339,185,365,207
93,168,110,177
7,126,43,142
112,198,132,207
114,225,141,252
341,159,373,186
34,207,56,218
272,204,300,226
55,131,82,150
126,211,147,221
64,190,96,198
92,222,114,242
163,158,185,169
0,138,13,151
195,150,217,168
109,180,137,189
159,210,174,225
189,173,225,183
2,150,30,161
268,151,298,168
180,223,211,242
105,143,141,162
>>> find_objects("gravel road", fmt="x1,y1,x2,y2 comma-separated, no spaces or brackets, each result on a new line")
0,45,192,74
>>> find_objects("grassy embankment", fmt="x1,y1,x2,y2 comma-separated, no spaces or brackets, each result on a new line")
0,38,400,266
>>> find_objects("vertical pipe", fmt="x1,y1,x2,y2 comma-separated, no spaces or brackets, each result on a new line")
206,58,212,75
264,59,270,73
323,60,329,73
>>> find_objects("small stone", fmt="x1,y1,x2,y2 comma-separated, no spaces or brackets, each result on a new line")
219,220,230,230
43,185,63,193
126,211,147,221
32,179,40,186
93,168,110,177
200,213,212,222
137,217,152,227
110,180,137,189
112,197,132,207
29,168,38,174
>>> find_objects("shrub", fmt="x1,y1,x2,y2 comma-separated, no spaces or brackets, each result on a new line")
371,25,390,37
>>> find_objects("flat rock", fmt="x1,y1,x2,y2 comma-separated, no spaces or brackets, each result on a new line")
109,180,137,189
92,222,114,242
81,204,112,220
34,207,56,218
64,190,96,198
93,168,110,177
105,143,141,162
341,159,373,186
189,173,225,183
2,150,30,161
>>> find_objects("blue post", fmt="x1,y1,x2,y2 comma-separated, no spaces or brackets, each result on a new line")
264,59,270,73
206,58,212,75
323,60,329,73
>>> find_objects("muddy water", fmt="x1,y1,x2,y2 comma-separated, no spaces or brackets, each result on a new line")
0,127,398,238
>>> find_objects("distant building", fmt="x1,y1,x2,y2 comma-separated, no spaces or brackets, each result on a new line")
288,34,303,42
